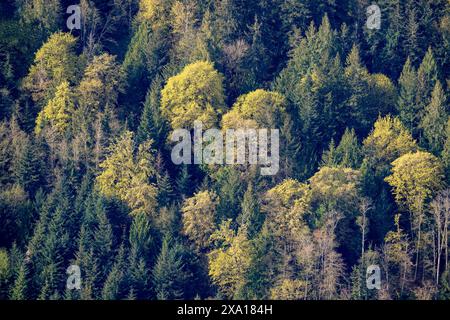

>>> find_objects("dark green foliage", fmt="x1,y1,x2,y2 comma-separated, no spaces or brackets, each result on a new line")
152,236,192,300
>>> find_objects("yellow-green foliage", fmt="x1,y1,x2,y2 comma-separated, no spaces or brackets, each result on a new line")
263,179,311,237
161,61,226,129
363,115,418,173
96,131,157,215
137,0,172,26
208,220,252,298
0,248,8,281
181,190,218,250
265,178,309,209
77,53,124,111
35,81,74,135
24,32,78,106
309,167,360,202
385,151,445,213
443,119,450,173
270,279,308,300
222,89,286,129
369,73,397,110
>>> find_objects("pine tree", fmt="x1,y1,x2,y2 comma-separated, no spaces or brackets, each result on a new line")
13,138,42,195
420,81,448,154
157,170,174,207
321,139,338,167
335,128,362,169
127,247,150,299
129,211,153,259
102,245,126,300
344,45,371,135
93,197,113,281
9,262,27,300
417,48,439,113
137,75,167,146
152,236,190,300
176,165,193,199
238,183,261,239
397,57,419,134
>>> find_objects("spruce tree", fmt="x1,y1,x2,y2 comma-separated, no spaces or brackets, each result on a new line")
238,183,261,239
417,48,439,112
102,245,126,300
10,262,27,300
397,57,419,134
152,236,190,300
420,81,448,154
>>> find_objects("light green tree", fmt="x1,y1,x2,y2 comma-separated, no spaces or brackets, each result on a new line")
161,61,226,129
96,131,157,215
24,32,78,107
181,190,218,250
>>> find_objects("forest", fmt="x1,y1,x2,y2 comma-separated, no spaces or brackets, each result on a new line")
0,0,449,300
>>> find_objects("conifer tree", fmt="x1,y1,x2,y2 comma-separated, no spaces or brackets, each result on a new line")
420,81,448,154
397,57,419,134
9,262,28,300
152,236,190,300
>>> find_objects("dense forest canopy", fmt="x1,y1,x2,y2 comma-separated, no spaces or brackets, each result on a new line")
0,0,449,300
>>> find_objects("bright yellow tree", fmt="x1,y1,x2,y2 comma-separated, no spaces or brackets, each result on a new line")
208,219,252,298
385,151,445,278
221,89,286,130
96,131,157,215
181,190,218,250
24,32,78,106
161,61,226,129
35,81,74,135
363,115,418,175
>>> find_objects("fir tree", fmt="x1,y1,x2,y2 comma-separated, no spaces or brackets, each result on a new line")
420,81,448,154
10,262,27,300
152,236,191,300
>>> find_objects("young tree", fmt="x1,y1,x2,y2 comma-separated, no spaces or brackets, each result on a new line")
9,262,28,300
322,128,362,169
430,189,450,284
102,246,126,300
137,75,168,147
381,214,413,299
238,183,261,238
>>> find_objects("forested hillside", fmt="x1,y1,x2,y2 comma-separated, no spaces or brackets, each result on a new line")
0,0,449,300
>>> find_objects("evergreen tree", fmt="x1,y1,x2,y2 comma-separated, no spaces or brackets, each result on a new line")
420,81,448,154
136,75,168,147
397,57,419,134
238,183,261,239
152,236,191,300
416,48,439,114
9,262,28,300
102,245,126,300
